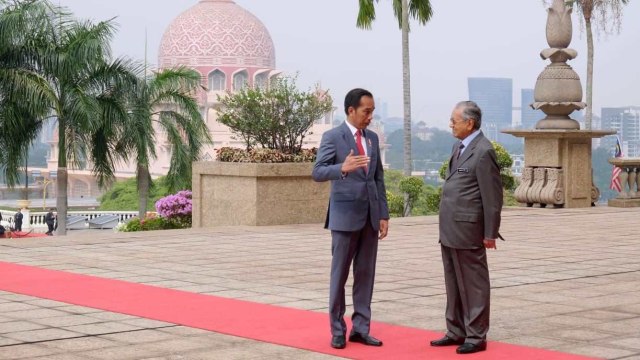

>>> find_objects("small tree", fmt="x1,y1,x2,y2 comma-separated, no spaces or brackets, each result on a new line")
217,76,333,154
491,141,516,190
386,190,404,217
399,176,424,216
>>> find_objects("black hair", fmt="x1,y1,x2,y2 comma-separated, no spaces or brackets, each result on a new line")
344,88,373,115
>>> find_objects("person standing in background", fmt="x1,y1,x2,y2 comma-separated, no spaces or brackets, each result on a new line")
14,209,23,232
45,208,56,235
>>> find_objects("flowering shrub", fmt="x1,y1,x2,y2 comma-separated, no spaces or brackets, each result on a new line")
217,147,317,163
113,222,127,232
154,190,192,228
156,190,192,217
120,216,174,232
118,190,193,232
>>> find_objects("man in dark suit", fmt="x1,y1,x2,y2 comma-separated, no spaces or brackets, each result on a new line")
45,208,56,235
312,88,389,350
14,209,23,232
430,101,503,354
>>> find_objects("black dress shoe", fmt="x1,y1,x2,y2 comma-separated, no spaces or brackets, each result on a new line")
349,332,383,346
456,342,487,354
331,335,346,349
430,335,465,347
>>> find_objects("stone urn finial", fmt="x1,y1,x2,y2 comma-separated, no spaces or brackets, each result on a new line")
532,0,585,130
546,0,573,48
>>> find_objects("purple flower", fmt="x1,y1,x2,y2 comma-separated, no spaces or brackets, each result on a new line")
155,190,193,219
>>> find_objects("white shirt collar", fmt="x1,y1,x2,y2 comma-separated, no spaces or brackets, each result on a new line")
460,129,481,150
345,121,362,137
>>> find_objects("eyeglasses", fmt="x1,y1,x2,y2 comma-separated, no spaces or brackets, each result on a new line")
449,118,469,125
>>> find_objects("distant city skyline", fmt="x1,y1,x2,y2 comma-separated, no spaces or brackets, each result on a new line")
56,0,640,130
468,77,512,143
601,107,640,157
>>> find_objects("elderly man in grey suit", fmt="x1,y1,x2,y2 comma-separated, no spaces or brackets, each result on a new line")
430,101,503,355
312,88,389,350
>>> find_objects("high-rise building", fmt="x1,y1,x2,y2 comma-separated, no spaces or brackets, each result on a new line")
468,77,513,144
520,88,544,129
601,107,640,156
376,98,389,121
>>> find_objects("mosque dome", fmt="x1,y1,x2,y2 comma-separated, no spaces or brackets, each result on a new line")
158,0,276,69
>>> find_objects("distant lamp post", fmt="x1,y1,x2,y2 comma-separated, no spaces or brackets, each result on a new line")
37,171,55,210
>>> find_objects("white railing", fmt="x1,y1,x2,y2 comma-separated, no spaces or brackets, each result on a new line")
1,210,140,232
0,210,16,228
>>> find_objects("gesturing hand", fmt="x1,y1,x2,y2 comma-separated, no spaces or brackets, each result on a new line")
341,149,370,173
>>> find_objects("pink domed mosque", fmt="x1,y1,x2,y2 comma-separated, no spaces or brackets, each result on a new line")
45,0,336,198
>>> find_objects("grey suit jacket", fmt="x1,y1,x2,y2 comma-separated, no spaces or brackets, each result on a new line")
312,122,389,232
439,131,502,249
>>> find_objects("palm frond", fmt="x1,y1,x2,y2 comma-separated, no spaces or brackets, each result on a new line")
409,0,433,25
391,0,433,29
356,0,377,29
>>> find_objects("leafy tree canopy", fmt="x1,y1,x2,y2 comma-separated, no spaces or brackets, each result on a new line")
217,75,333,154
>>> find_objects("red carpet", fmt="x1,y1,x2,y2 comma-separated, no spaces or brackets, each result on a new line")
0,261,597,360
0,231,48,238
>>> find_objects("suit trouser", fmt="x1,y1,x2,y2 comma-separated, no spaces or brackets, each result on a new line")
441,244,490,345
329,218,378,336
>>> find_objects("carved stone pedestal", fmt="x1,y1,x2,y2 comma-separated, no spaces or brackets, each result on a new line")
503,129,614,208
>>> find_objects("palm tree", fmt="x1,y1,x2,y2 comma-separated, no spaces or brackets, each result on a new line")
0,0,55,186
357,0,433,216
120,67,211,220
357,0,433,178
2,0,140,235
565,0,629,129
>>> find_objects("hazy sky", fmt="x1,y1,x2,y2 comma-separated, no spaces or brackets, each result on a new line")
57,0,640,130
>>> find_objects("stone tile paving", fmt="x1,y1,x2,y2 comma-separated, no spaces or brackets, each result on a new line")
0,206,638,359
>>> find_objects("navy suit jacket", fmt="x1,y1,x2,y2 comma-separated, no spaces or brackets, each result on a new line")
312,122,389,232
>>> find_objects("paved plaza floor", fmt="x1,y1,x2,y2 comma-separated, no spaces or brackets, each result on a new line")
0,206,639,359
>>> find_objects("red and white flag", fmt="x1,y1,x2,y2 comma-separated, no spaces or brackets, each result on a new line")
609,137,623,192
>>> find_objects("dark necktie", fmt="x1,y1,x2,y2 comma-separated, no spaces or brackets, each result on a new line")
456,143,465,159
355,130,368,173
451,143,465,170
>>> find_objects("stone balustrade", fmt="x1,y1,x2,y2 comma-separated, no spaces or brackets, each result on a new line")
608,158,640,207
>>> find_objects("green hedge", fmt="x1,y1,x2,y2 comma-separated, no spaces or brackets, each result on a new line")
98,177,170,211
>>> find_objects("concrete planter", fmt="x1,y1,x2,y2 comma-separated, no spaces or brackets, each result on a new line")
192,162,329,227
